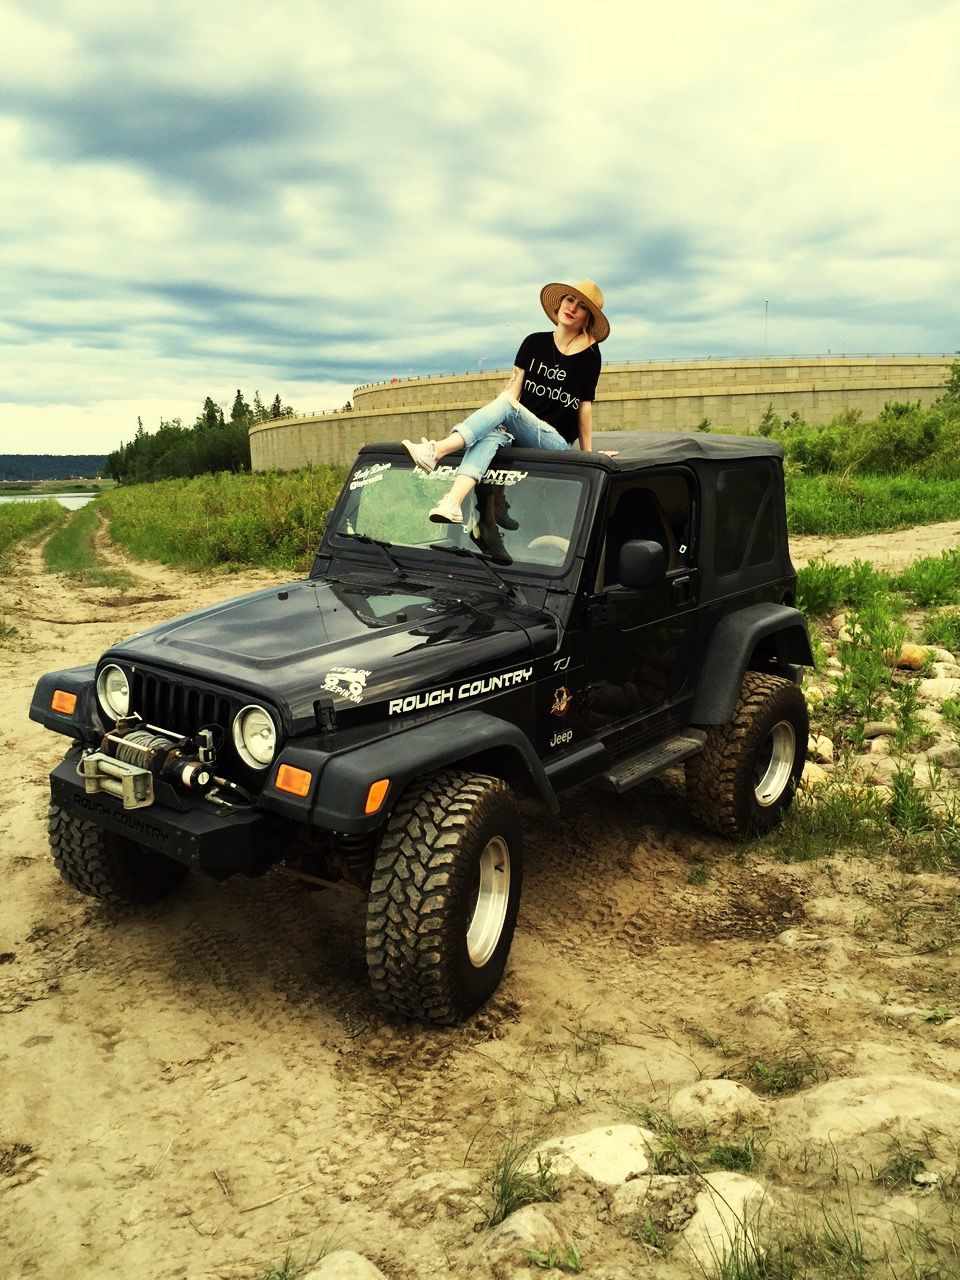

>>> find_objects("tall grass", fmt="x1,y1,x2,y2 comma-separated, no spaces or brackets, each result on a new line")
99,466,347,571
0,499,65,558
786,474,960,536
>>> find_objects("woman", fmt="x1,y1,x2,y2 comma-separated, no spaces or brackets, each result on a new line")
403,278,609,530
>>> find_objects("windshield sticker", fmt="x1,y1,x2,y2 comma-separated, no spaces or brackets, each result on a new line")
349,462,391,490
480,468,528,486
414,465,528,487
388,665,533,716
322,666,372,704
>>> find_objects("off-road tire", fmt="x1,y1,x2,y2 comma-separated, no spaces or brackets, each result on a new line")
365,771,523,1025
49,803,189,904
686,671,808,838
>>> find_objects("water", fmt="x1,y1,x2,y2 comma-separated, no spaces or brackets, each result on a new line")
0,492,96,510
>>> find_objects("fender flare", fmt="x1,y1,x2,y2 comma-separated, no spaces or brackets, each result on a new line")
690,604,814,725
265,710,559,833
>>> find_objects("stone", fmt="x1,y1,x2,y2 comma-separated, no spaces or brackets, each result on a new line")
668,1080,768,1132
867,736,891,756
863,720,897,738
927,647,957,665
925,742,960,768
482,1205,562,1264
931,661,960,679
808,734,834,763
303,1251,388,1280
803,686,826,709
679,1173,770,1268
896,643,930,670
528,1124,654,1186
800,762,828,790
825,657,844,673
918,677,960,701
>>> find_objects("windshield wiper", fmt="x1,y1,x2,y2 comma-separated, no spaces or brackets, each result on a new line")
428,543,519,599
345,535,405,579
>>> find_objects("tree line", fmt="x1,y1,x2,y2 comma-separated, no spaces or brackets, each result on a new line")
0,454,106,482
104,390,295,485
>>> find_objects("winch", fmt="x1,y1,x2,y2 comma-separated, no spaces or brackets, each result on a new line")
78,717,218,810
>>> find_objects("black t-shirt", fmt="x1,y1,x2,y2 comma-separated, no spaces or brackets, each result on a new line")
514,331,602,443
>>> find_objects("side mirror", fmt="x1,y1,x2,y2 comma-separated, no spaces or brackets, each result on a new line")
619,539,666,588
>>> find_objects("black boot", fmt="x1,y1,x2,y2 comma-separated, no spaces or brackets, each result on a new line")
471,522,513,565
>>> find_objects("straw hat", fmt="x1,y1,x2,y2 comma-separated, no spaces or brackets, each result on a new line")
540,279,610,343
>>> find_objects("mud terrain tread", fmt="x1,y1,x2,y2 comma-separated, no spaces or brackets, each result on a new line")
49,803,188,904
366,771,520,1025
686,671,807,838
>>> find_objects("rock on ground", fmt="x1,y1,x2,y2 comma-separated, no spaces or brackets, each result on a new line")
303,1251,388,1280
529,1124,655,1186
679,1172,770,1268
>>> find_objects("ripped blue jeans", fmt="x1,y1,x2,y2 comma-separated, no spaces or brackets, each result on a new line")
452,391,573,481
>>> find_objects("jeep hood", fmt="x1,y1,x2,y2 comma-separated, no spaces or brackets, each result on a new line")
103,577,556,731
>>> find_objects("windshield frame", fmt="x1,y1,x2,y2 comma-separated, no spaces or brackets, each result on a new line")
322,450,598,585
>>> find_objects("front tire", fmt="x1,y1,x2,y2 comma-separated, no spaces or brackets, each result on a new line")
49,804,189,904
365,771,523,1024
686,672,809,838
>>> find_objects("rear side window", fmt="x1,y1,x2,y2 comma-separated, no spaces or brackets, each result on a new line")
714,464,777,575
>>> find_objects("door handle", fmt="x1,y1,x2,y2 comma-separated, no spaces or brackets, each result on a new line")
672,576,693,606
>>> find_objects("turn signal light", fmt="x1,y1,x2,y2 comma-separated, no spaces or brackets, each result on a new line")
276,764,312,797
364,778,390,814
51,689,77,715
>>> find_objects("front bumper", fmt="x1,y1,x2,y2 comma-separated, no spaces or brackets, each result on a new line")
50,753,280,875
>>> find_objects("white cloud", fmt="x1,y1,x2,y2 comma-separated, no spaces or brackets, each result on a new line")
0,0,958,455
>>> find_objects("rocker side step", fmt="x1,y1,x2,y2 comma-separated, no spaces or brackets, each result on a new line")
601,730,707,794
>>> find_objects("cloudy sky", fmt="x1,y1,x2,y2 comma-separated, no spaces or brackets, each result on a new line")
2,0,959,455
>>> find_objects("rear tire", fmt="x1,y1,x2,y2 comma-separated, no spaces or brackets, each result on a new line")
686,672,808,838
365,771,523,1024
49,803,189,904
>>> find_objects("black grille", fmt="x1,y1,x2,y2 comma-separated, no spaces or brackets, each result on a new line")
132,670,236,744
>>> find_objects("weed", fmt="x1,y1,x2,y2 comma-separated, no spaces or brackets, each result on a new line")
477,1134,559,1229
921,608,960,651
633,1214,664,1250
921,1005,956,1025
526,1243,582,1272
688,860,710,886
710,1140,759,1174
942,698,960,735
530,1057,587,1112
683,1021,740,1057
873,1135,934,1188
896,550,960,607
746,1052,825,1097
888,768,935,833
258,1240,334,1280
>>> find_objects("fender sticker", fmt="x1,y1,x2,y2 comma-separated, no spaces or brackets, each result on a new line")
388,665,533,716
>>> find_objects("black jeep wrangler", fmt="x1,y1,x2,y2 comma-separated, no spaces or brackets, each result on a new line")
30,432,813,1024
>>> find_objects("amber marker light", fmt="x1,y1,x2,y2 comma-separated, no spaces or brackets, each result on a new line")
51,690,77,715
364,779,390,814
275,764,312,797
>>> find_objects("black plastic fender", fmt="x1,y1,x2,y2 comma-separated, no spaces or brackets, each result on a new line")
29,665,103,740
263,710,560,834
690,603,814,725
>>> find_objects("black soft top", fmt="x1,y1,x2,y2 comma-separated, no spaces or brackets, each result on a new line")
589,431,784,468
365,431,782,474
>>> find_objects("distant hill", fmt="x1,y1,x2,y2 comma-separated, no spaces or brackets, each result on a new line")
0,455,106,482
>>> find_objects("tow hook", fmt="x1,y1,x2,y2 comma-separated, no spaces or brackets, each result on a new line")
78,720,217,810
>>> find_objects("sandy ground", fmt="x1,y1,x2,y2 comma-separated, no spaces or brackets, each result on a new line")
1,525,959,1279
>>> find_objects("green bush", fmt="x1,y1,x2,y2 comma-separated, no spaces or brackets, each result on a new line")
796,557,892,617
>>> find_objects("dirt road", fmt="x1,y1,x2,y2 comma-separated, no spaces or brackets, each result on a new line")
2,528,958,1279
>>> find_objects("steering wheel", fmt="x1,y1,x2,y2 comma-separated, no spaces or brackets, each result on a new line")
525,534,570,562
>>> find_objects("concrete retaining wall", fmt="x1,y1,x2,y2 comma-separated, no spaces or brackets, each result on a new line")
249,355,954,472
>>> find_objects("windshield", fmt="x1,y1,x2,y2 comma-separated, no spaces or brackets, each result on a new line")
331,457,587,574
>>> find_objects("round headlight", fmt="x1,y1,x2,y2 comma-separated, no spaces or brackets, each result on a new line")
96,664,130,719
232,704,277,769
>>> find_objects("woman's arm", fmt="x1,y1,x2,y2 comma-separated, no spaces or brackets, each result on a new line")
577,400,593,451
503,366,524,400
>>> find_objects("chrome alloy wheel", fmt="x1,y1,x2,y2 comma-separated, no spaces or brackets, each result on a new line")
754,720,797,807
466,836,511,968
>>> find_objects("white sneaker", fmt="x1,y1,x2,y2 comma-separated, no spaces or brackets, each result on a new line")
402,437,437,474
429,494,464,524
